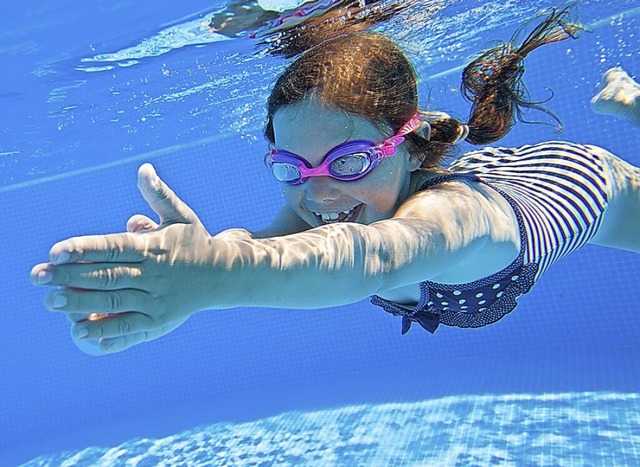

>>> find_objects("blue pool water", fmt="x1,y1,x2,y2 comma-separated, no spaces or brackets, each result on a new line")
2,0,639,465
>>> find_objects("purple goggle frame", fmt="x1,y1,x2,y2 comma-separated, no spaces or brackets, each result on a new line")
265,113,422,185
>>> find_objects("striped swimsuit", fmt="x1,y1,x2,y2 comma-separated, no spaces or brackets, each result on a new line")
371,141,611,334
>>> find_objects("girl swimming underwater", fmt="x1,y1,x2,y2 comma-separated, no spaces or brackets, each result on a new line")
31,5,639,354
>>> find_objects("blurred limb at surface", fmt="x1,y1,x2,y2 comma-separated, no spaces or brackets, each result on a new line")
591,67,640,127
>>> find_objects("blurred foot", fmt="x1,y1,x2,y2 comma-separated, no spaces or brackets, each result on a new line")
591,67,640,127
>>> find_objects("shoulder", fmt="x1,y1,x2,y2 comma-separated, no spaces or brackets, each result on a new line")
396,170,521,284
402,171,519,247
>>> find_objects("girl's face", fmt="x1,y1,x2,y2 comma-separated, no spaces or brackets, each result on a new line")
272,99,421,227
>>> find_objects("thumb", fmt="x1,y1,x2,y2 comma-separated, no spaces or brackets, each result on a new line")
126,214,158,233
137,163,200,225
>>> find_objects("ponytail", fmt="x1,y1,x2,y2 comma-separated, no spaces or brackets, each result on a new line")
405,4,583,168
460,4,583,144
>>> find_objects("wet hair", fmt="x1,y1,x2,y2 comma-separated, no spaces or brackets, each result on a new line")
264,4,583,169
258,0,408,58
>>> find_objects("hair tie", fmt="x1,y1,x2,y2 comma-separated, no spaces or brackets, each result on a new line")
452,124,470,143
414,110,457,141
416,121,432,141
403,111,470,143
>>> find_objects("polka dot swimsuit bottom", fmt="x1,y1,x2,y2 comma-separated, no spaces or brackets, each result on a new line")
371,172,539,334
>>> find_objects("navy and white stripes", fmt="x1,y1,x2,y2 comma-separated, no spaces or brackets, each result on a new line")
372,141,613,333
448,141,610,279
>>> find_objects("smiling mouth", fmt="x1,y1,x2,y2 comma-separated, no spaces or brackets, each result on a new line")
312,205,363,225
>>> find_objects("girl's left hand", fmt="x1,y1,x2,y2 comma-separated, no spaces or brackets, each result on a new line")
30,164,220,354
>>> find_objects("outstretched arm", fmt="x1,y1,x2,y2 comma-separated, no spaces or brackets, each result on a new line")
31,164,519,354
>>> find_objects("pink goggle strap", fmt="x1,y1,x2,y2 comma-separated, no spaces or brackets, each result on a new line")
396,112,423,136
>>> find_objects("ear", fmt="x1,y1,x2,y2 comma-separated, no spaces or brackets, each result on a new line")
407,152,422,172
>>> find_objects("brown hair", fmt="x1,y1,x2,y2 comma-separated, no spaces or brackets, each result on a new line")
264,5,583,169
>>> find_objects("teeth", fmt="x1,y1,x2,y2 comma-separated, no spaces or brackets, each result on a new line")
314,208,355,223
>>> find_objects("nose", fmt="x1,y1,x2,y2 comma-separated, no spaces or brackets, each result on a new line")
303,176,342,204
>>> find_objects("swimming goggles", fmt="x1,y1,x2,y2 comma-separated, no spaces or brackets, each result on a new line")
265,113,422,185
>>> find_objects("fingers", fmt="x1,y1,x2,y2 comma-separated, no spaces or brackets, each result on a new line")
71,312,153,341
67,312,91,324
137,163,200,226
44,287,150,314
42,163,199,266
71,315,186,354
47,232,147,265
127,214,158,233
98,333,148,353
31,262,147,290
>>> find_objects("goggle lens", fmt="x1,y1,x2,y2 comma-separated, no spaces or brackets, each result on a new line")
272,163,302,183
328,153,372,178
